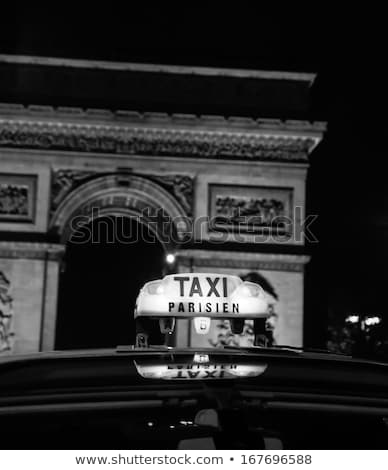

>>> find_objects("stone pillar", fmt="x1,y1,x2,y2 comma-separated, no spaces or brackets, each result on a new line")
0,242,65,354
174,249,309,348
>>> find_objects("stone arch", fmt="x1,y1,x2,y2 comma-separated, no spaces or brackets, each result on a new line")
49,174,190,249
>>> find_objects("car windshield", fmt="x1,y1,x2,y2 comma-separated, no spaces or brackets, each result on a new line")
2,404,388,450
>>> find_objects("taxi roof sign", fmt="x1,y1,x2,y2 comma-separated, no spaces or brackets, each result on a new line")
135,272,269,320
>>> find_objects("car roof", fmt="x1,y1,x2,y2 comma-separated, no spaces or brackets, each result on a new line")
0,345,381,363
0,347,388,398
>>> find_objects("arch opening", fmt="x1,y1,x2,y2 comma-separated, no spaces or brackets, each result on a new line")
55,215,165,349
50,173,190,249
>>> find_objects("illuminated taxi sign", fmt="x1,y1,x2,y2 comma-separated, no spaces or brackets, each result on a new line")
135,273,269,319
135,361,267,380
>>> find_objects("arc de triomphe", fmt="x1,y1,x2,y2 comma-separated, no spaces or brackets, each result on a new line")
0,60,325,353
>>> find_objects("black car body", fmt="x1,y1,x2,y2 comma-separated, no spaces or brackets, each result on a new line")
0,347,388,449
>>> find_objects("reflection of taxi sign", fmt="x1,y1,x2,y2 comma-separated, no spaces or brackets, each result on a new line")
135,273,269,319
135,361,267,380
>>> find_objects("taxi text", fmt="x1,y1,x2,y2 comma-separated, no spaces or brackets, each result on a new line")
173,276,228,297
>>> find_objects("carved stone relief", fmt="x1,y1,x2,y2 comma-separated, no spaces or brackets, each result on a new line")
209,184,293,233
0,271,13,353
147,174,194,217
51,169,195,218
50,169,97,215
0,175,37,222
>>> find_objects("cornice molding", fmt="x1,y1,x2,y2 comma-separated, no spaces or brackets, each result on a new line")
0,104,325,163
0,242,65,261
0,54,317,83
0,103,326,133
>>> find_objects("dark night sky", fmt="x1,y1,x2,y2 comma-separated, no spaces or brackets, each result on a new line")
0,8,328,71
0,8,386,345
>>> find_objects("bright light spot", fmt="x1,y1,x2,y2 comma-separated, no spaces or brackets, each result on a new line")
151,370,164,378
169,425,175,429
241,286,251,296
232,370,248,377
166,253,175,264
194,354,209,363
346,315,359,324
365,316,381,326
156,284,164,294
147,422,154,427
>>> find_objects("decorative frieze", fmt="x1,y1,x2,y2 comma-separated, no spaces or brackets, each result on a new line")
175,249,310,272
0,110,323,163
